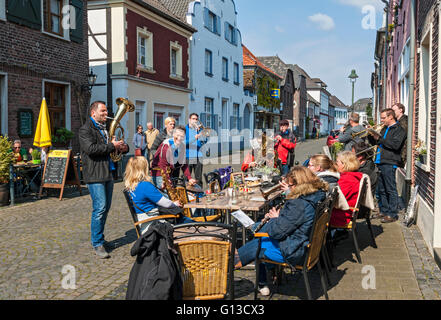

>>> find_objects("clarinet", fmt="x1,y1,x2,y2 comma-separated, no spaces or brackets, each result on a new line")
253,203,284,233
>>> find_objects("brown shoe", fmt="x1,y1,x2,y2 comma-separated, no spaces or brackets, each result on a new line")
371,213,385,219
381,216,397,223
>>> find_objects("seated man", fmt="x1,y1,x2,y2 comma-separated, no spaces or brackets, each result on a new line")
11,140,28,163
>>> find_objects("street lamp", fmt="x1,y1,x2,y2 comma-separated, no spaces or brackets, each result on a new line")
348,69,358,112
81,69,98,92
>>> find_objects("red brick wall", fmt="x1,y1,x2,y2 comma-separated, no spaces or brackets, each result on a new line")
125,9,190,88
415,1,439,210
0,0,89,153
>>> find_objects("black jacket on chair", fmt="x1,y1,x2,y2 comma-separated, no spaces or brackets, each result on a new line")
126,221,183,300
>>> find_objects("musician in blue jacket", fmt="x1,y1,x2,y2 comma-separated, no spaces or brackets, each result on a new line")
185,113,207,186
234,166,328,296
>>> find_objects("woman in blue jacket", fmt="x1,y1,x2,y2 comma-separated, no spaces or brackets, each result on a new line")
235,166,328,296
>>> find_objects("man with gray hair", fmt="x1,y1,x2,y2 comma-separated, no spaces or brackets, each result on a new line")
338,113,365,151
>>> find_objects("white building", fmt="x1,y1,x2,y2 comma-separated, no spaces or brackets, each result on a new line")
307,78,331,136
161,0,254,154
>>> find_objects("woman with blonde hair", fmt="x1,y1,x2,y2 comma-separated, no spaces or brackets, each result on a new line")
235,166,328,296
124,156,191,235
330,151,363,227
308,154,340,187
150,117,176,155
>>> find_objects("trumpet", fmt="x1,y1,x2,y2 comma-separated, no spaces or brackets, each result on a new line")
195,120,211,137
352,123,384,139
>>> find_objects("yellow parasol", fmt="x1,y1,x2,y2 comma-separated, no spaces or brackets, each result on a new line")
33,97,52,147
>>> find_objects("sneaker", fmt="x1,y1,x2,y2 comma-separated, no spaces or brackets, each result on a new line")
94,245,110,259
258,286,270,296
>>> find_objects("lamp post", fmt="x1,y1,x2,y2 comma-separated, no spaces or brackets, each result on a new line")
348,69,359,112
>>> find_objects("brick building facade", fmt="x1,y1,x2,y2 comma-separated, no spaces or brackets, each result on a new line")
0,0,89,152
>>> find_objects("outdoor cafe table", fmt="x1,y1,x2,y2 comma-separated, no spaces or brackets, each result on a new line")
184,187,284,244
9,162,43,206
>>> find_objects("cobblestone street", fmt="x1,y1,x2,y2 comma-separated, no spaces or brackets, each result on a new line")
1,139,440,300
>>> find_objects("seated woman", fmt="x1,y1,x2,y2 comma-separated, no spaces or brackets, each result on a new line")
235,166,328,296
307,154,340,188
124,156,193,236
330,151,363,228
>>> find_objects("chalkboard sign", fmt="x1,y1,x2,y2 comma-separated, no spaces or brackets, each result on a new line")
18,109,33,138
43,156,67,184
39,150,81,200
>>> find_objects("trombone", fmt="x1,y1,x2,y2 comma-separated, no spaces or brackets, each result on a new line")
352,123,384,139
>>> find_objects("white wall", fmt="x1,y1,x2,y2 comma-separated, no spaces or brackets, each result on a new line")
186,0,253,153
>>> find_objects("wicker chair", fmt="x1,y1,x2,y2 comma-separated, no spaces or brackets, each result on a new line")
253,196,333,300
123,190,179,238
328,176,376,264
177,186,223,222
173,222,237,300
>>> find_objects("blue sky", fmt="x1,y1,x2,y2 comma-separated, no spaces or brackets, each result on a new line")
235,0,385,105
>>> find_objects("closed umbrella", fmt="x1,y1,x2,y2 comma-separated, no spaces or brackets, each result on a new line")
33,98,52,147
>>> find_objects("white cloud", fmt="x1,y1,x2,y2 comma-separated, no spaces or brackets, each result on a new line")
308,13,336,31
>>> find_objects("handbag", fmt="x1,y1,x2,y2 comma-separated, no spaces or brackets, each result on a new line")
135,148,142,156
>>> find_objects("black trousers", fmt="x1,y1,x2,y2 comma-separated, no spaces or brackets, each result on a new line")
188,160,203,186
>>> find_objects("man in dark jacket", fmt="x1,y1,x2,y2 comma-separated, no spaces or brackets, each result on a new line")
392,103,408,166
338,113,365,151
368,108,406,223
79,101,128,258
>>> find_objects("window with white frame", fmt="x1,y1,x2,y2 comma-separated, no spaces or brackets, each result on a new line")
419,30,432,164
170,41,182,79
42,0,71,39
222,57,228,81
204,9,220,35
399,39,410,111
137,27,154,71
205,49,213,76
204,97,214,128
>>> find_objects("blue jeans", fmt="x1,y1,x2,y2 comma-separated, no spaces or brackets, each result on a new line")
376,164,399,219
87,181,114,247
238,224,282,285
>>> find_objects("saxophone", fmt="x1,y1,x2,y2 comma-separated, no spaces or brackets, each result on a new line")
108,97,135,162
154,167,179,201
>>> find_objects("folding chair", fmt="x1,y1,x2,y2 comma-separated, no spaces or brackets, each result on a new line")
123,190,179,238
329,176,376,264
253,196,332,300
173,221,237,300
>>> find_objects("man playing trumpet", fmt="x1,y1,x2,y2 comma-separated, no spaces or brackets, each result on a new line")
337,113,365,151
367,108,406,223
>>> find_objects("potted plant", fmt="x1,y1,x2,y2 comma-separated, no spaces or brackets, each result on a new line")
52,128,75,148
31,149,41,164
415,139,427,164
0,135,13,206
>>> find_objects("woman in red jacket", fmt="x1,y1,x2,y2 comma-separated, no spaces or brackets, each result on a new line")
330,151,363,227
